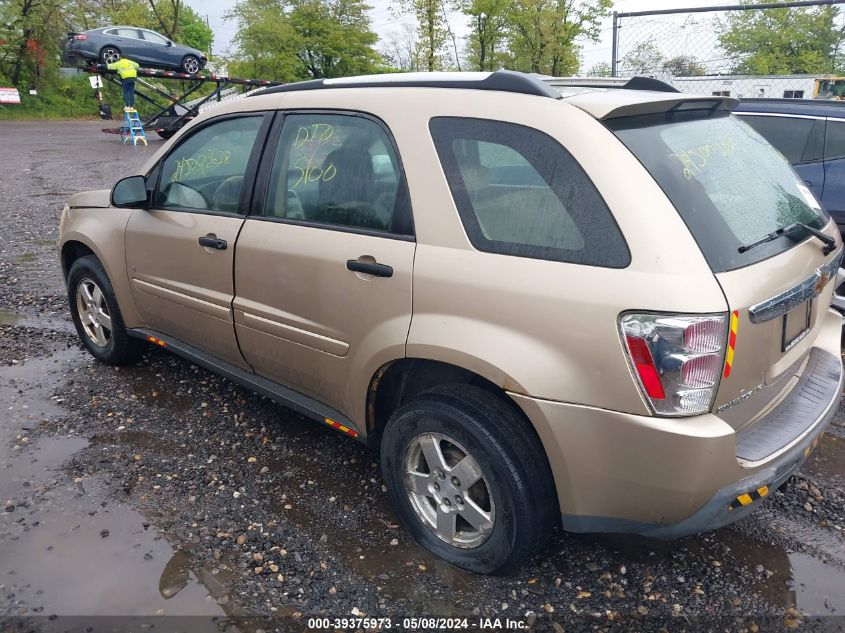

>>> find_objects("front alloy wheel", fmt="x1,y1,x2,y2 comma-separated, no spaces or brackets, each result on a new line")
404,432,495,549
182,56,200,74
75,278,112,348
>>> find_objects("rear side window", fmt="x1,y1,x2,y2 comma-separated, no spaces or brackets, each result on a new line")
429,117,629,267
739,115,823,164
609,111,828,272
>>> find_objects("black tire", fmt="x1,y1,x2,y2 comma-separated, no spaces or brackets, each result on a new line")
380,384,557,574
67,255,144,366
99,46,121,65
182,55,201,74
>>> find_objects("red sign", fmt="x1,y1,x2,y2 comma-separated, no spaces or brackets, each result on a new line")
0,88,21,104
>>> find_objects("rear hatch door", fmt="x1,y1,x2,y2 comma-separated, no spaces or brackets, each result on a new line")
607,106,842,431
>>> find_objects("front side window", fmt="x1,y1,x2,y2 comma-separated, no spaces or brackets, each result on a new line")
429,117,629,267
141,30,168,44
740,115,823,164
265,113,411,235
156,116,263,213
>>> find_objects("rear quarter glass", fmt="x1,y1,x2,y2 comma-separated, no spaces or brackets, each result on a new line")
607,110,829,273
429,117,630,268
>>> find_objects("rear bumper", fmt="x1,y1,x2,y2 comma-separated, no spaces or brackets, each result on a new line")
510,310,843,539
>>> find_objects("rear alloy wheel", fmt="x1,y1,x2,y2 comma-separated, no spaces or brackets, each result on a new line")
182,55,200,74
100,46,121,65
381,384,557,574
404,432,495,549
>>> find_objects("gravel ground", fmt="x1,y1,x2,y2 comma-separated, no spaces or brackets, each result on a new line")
1,120,845,633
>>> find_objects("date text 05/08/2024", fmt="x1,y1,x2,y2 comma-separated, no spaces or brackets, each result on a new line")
306,617,528,630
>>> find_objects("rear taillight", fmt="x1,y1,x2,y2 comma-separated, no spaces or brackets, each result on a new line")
620,313,728,416
72,34,88,41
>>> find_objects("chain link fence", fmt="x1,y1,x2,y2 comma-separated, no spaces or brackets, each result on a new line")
608,0,845,100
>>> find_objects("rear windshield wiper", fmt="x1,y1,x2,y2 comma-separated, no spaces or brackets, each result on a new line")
738,222,836,256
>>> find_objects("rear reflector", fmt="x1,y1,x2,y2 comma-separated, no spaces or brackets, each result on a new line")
625,335,665,399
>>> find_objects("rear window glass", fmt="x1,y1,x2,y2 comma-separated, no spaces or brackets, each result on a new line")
608,111,828,273
429,117,630,268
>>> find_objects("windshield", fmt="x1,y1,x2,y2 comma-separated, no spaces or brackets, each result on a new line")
607,110,828,272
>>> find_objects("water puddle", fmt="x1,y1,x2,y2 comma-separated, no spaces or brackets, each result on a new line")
0,349,235,620
592,520,845,616
803,434,845,482
0,309,21,326
116,363,194,414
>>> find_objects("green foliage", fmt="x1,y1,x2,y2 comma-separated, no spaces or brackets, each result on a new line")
586,61,610,77
458,0,611,75
620,39,663,74
661,55,705,77
0,76,108,119
394,0,449,71
462,0,510,71
228,0,380,81
718,1,843,74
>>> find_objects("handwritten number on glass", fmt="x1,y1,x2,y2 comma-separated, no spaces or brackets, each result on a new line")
668,136,735,180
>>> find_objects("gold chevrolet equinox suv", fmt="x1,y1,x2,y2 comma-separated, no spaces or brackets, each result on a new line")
59,71,844,573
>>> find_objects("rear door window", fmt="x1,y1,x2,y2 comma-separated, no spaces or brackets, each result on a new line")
115,28,141,39
429,117,629,267
738,115,824,164
263,113,413,236
609,111,828,272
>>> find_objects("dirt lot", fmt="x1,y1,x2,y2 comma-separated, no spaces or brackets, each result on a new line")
1,120,845,633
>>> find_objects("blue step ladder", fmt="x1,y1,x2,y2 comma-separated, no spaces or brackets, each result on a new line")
121,109,147,146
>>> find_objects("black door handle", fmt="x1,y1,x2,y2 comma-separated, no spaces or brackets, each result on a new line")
346,260,393,278
198,236,227,250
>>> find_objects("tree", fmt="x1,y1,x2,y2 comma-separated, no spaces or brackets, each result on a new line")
504,0,610,76
661,55,705,77
620,39,663,75
718,1,842,74
228,0,380,81
382,24,423,71
393,0,449,71
462,0,509,71
586,61,610,76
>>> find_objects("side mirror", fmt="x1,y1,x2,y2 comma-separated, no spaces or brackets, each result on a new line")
111,175,149,208
167,40,173,47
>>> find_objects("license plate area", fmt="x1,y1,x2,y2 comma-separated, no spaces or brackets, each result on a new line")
781,299,812,352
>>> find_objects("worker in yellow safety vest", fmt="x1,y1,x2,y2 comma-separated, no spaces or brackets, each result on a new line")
107,57,141,111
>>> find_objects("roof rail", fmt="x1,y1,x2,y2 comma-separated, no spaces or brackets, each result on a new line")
250,70,562,99
542,75,680,93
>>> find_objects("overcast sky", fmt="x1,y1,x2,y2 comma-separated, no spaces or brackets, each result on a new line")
184,0,739,69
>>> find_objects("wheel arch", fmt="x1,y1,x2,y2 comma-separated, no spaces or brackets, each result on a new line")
60,220,143,329
366,356,541,446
